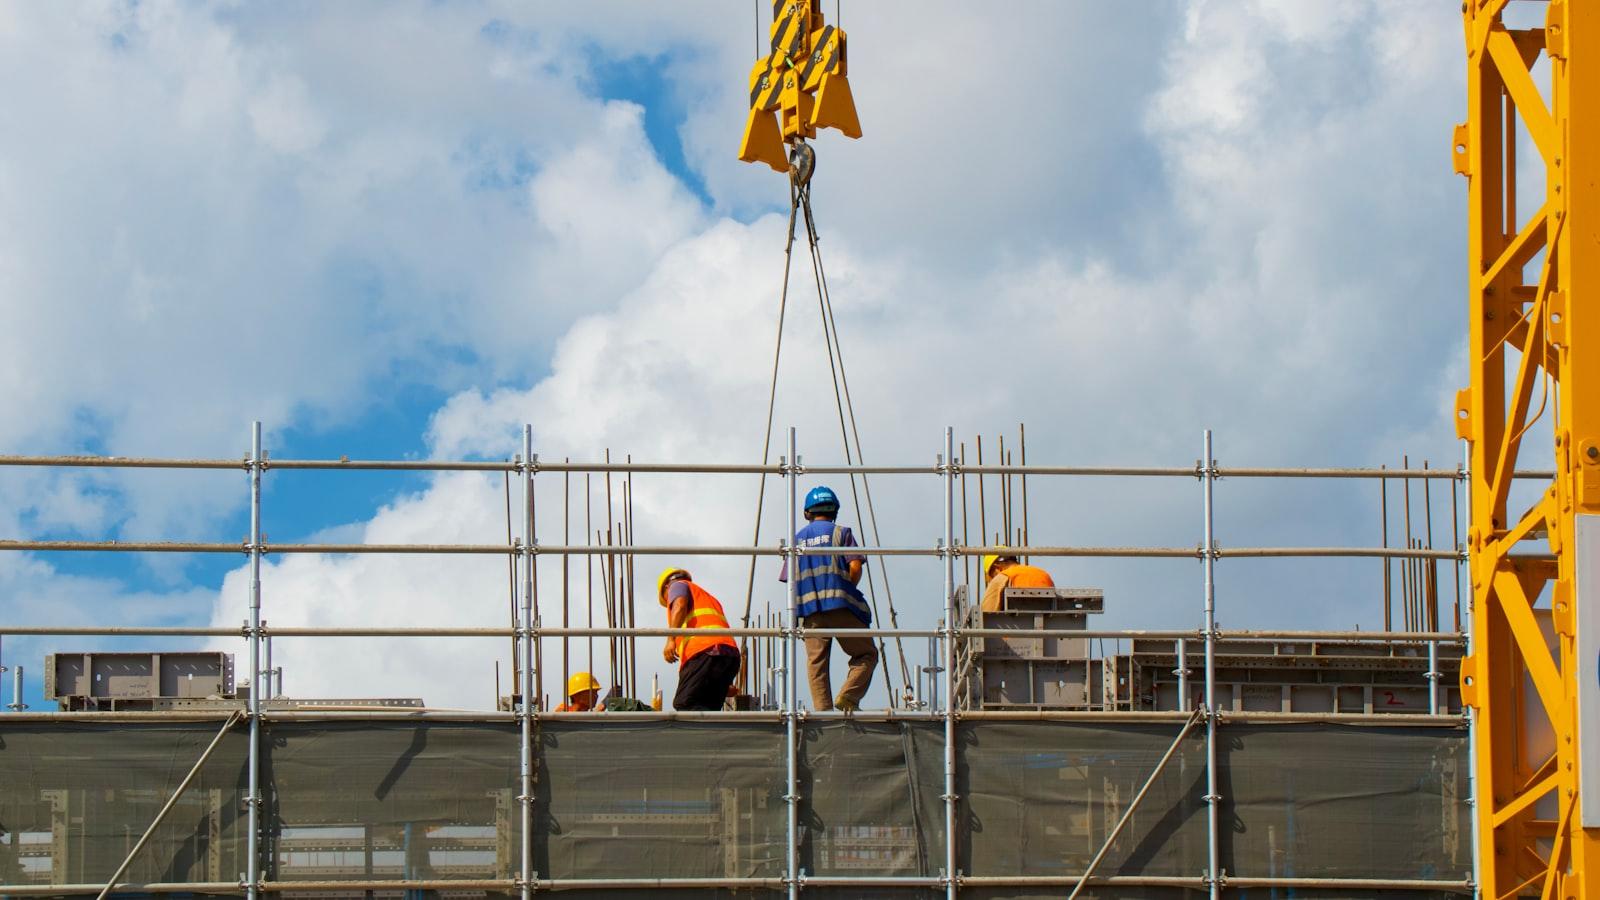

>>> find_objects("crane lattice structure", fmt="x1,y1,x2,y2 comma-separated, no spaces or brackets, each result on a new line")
1460,2,1599,897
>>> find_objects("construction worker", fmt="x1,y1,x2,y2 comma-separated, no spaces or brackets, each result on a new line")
980,550,1055,612
780,485,877,712
556,672,602,712
658,567,742,711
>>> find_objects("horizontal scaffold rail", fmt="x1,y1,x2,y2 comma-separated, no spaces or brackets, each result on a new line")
0,451,1554,481
0,624,1466,641
0,539,1473,559
0,874,1479,895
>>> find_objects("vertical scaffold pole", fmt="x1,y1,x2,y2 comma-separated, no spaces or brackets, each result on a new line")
246,421,263,899
785,426,800,900
942,426,958,899
520,425,535,900
1201,429,1220,899
1462,439,1480,900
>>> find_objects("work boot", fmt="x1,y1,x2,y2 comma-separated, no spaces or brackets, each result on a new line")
834,694,859,713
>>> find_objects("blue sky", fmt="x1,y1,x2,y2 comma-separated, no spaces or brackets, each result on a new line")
0,2,1491,709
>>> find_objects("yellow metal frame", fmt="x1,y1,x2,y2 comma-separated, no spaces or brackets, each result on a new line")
1461,2,1597,897
739,0,861,172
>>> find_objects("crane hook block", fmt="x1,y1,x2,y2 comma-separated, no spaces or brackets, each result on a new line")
739,1,861,173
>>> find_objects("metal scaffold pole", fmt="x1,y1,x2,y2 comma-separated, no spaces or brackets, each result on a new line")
784,426,800,900
246,421,263,899
941,427,958,899
1201,430,1220,898
1462,438,1481,900
520,425,535,900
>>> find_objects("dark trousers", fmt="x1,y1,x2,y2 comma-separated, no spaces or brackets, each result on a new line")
674,649,741,711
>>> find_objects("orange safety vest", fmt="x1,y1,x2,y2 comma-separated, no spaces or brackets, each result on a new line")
1006,565,1055,589
675,582,739,665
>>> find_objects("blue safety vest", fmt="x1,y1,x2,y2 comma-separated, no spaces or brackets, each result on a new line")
792,520,871,624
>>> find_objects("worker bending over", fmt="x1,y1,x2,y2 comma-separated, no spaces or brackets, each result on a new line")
557,672,603,712
781,486,877,712
980,550,1055,612
659,567,742,711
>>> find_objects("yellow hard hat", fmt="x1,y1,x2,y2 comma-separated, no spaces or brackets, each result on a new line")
982,549,1017,579
657,567,690,606
566,671,601,699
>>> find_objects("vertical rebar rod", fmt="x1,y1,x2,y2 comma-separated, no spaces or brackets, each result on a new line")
263,628,273,700
519,426,534,900
246,421,263,900
1019,423,1030,558
975,437,987,571
531,459,543,712
506,471,519,697
563,460,570,695
942,427,958,900
784,427,800,900
959,443,971,598
1423,461,1438,632
998,435,1010,543
1202,430,1220,899
625,460,637,698
1380,466,1391,631
585,473,593,677
604,450,617,693
1402,455,1415,632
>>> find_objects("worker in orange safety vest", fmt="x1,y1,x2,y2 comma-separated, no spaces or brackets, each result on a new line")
658,567,742,711
980,550,1055,612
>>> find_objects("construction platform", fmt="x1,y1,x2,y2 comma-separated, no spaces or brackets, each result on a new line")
0,428,1482,897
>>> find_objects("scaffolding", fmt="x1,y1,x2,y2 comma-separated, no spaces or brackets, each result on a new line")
0,423,1505,897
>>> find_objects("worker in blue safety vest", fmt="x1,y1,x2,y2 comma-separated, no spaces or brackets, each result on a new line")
779,485,877,712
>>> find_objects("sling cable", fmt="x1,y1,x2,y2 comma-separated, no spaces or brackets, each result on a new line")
735,2,916,707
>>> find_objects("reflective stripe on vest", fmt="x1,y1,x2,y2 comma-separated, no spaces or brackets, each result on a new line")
678,582,738,665
793,523,871,624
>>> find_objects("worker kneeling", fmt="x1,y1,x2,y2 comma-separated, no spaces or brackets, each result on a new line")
781,486,877,712
659,567,742,711
558,672,603,712
980,549,1055,612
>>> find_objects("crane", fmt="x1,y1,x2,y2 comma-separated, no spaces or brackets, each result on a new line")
1460,1,1598,897
738,0,861,174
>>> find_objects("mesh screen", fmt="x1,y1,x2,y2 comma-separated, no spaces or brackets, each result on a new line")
266,720,520,883
1220,724,1471,881
0,720,247,887
961,721,1209,878
0,717,1469,895
801,721,945,877
536,720,786,880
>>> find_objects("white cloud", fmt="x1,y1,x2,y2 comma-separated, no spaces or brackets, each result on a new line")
7,2,1482,709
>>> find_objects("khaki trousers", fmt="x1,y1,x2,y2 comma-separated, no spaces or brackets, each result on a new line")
802,608,878,710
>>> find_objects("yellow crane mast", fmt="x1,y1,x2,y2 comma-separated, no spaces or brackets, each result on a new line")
1460,2,1599,897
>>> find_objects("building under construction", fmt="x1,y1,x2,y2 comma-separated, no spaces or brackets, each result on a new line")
0,426,1476,898
10,0,1600,896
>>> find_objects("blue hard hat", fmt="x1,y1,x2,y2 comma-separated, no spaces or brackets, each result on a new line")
804,486,840,512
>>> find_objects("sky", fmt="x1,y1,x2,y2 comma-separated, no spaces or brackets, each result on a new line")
0,1,1501,710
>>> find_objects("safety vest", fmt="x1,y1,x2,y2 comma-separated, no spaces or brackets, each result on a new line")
792,521,871,624
677,582,738,665
1006,565,1054,589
